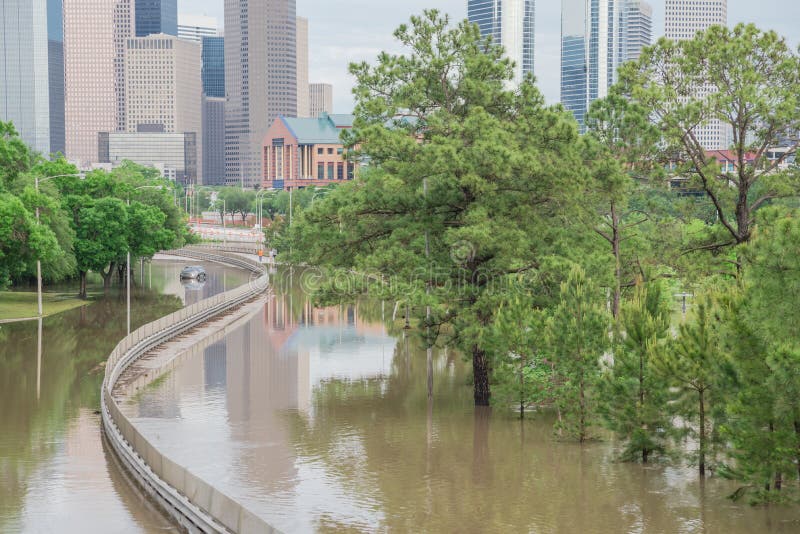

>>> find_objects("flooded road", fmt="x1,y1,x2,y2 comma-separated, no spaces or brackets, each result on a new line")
0,259,248,533
122,270,800,533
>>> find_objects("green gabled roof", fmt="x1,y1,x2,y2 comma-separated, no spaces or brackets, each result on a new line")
281,113,354,144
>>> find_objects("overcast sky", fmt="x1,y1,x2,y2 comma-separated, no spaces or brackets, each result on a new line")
179,0,800,113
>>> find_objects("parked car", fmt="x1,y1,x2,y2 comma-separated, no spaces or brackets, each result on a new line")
180,265,207,281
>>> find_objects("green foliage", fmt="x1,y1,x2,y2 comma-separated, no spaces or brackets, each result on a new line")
73,197,128,276
548,266,610,442
490,294,551,419
657,291,728,475
287,10,585,405
617,23,800,247
599,282,672,462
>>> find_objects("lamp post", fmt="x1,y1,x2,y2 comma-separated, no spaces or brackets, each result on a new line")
127,185,164,335
34,173,84,316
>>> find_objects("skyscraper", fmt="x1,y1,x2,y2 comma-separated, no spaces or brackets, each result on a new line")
665,0,727,149
124,34,202,181
1,0,52,155
47,0,65,155
202,36,225,98
560,0,652,130
64,0,134,166
467,0,535,85
296,17,310,117
225,0,297,187
135,0,177,37
178,14,218,42
201,36,226,185
309,83,333,117
621,1,652,63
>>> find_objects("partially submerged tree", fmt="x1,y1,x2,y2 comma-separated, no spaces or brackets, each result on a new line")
600,282,671,462
548,266,610,442
287,10,584,405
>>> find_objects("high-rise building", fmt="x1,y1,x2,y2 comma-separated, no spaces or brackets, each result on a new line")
201,36,225,185
621,1,652,63
665,0,727,149
47,0,65,155
135,0,177,37
201,36,225,98
225,0,297,187
1,0,52,155
309,83,332,117
99,131,198,184
177,14,218,42
560,0,652,130
64,0,134,166
124,34,202,182
203,97,226,185
665,0,726,41
296,17,310,117
467,0,535,85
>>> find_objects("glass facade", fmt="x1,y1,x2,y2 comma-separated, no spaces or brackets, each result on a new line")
1,0,51,154
98,131,197,185
201,36,225,98
561,0,651,130
468,0,535,84
135,0,177,37
47,0,65,155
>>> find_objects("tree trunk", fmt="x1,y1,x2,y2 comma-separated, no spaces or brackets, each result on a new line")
794,421,800,484
643,448,649,464
611,201,622,319
473,345,491,406
79,271,87,299
699,388,706,477
519,364,525,420
639,351,647,463
579,376,586,443
101,262,116,293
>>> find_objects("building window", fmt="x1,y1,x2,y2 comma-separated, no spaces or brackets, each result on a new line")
317,163,324,178
337,162,344,180
337,148,343,155
327,147,334,155
327,162,334,180
347,163,355,180
317,147,323,155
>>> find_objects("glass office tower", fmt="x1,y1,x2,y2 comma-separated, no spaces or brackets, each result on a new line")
135,0,178,37
561,0,651,130
468,0,535,85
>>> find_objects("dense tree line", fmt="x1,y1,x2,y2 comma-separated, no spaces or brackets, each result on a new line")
0,122,190,296
275,11,800,504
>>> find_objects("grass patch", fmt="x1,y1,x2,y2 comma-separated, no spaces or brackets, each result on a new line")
0,291,91,321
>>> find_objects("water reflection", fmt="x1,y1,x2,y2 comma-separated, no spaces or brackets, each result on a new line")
0,259,248,533
123,271,800,534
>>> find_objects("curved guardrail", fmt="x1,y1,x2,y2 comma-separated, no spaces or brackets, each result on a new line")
101,248,278,534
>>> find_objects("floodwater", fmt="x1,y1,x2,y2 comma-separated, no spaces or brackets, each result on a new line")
122,269,800,534
0,259,248,533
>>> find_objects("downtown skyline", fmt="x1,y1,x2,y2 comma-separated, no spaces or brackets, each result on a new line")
183,0,800,113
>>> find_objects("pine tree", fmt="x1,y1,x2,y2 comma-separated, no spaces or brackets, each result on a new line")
600,282,671,462
548,266,610,442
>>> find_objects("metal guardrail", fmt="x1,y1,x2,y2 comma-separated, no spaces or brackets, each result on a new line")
101,248,278,534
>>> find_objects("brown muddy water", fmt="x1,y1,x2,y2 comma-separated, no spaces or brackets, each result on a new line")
0,259,248,533
120,270,800,534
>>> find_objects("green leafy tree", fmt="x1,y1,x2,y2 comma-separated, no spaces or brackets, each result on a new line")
287,10,584,405
73,198,128,297
126,201,176,259
617,24,800,249
600,282,671,462
0,193,58,288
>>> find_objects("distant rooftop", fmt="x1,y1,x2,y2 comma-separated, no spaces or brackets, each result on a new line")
280,113,355,144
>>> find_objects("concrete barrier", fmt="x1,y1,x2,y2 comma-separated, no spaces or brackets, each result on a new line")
101,248,279,534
